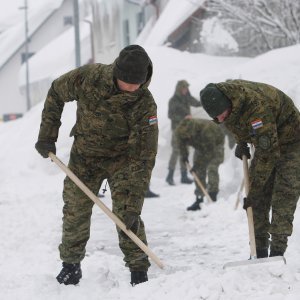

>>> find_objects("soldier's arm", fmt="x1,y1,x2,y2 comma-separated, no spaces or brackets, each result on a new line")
187,94,201,107
37,65,90,142
125,98,159,213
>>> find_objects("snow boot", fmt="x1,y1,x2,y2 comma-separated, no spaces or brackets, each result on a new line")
269,249,284,257
56,262,82,285
145,189,159,198
209,191,218,202
256,248,269,258
130,271,148,286
181,170,193,184
166,169,175,186
187,196,203,211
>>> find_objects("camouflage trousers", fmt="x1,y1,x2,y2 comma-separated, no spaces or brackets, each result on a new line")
59,144,150,271
193,149,223,197
250,142,300,253
168,131,186,171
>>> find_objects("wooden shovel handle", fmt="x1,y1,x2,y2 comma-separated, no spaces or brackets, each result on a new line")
186,162,214,203
243,156,257,258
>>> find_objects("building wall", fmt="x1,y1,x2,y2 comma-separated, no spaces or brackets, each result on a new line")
0,0,73,116
91,0,157,64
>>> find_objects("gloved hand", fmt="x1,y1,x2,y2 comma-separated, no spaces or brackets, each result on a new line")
235,142,251,160
35,140,56,158
189,165,197,173
182,156,189,164
243,197,252,210
124,211,140,233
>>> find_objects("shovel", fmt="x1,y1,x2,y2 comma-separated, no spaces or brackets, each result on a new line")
48,152,164,269
186,162,213,204
234,179,244,210
223,155,286,269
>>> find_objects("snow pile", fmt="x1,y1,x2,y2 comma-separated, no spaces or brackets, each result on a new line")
0,45,300,299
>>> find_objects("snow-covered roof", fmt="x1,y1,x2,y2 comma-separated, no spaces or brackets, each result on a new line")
19,21,92,86
0,0,63,70
143,0,205,46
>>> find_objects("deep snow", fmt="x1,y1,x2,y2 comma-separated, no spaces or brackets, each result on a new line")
0,45,300,299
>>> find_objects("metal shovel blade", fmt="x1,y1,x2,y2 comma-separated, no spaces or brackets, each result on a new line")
223,256,286,269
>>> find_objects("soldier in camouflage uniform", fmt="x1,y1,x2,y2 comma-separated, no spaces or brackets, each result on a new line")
200,79,300,258
166,80,202,185
175,118,225,210
35,45,158,286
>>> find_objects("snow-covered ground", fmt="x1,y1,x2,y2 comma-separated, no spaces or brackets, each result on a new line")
0,45,300,299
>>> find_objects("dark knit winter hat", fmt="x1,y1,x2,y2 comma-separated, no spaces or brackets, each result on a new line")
200,83,231,118
113,45,150,84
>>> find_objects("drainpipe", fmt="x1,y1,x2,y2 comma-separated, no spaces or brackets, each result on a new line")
84,19,95,64
73,0,81,67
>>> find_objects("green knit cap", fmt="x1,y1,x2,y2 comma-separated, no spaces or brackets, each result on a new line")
200,83,231,118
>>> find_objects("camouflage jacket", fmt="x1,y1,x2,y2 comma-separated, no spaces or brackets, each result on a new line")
37,61,158,212
175,118,225,163
168,86,201,130
217,79,300,200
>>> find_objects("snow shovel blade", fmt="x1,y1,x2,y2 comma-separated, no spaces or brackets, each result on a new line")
223,255,286,269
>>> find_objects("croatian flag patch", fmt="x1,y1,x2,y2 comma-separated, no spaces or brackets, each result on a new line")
148,116,158,125
251,119,263,130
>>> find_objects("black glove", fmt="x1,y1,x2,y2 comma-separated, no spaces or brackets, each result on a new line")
182,156,189,164
124,211,140,234
189,165,197,173
235,142,251,160
243,197,252,210
35,141,56,158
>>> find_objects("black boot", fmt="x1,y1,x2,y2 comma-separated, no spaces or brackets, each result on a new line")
209,191,218,202
187,196,203,211
269,249,284,257
166,169,175,186
256,248,269,258
181,170,193,184
56,262,82,285
130,271,148,286
145,189,159,198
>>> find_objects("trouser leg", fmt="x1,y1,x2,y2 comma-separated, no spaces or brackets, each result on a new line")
250,166,273,252
109,160,150,271
193,150,208,197
168,132,179,171
207,159,220,193
269,145,300,254
59,149,103,263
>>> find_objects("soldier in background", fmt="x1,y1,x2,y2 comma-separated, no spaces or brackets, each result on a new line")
35,45,158,286
200,79,300,258
175,118,225,210
166,80,202,185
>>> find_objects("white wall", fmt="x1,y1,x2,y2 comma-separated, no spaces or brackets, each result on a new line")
0,0,74,115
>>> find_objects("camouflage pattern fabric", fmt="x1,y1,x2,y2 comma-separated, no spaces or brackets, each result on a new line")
167,80,201,171
168,131,186,171
175,118,225,195
220,124,236,149
168,80,202,130
60,145,150,270
217,79,300,253
37,60,158,270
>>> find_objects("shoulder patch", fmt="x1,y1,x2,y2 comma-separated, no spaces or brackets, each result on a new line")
149,116,158,125
251,119,263,130
258,135,271,150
